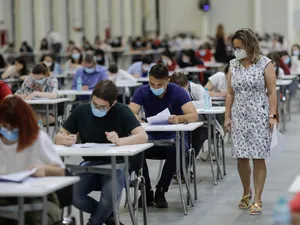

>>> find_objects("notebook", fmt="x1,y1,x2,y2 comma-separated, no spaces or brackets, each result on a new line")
0,168,37,183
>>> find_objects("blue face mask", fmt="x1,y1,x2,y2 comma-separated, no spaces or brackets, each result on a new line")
35,77,46,85
0,127,19,142
284,57,291,65
150,86,165,96
199,50,206,56
90,103,107,118
72,53,80,60
84,67,95,74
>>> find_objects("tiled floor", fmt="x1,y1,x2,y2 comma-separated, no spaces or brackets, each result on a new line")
67,101,300,225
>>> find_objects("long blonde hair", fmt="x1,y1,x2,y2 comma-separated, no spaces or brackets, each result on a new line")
231,28,261,63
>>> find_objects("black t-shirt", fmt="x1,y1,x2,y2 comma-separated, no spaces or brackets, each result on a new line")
63,102,141,162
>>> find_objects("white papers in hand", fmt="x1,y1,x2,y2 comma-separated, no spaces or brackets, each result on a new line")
147,108,171,125
0,168,37,183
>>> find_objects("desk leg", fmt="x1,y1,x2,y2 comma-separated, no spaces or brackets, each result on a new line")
176,131,187,215
282,87,286,131
208,115,217,185
122,87,126,104
111,156,120,225
46,104,49,134
181,131,193,207
54,103,58,133
18,197,24,225
212,115,222,180
41,196,48,225
124,157,137,225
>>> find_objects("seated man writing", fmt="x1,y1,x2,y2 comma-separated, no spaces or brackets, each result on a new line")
55,80,148,225
129,63,198,208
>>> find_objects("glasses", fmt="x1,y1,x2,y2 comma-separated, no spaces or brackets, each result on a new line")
91,101,111,111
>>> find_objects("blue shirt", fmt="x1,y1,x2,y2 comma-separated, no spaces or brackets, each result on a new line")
128,61,155,77
131,83,191,139
72,65,109,90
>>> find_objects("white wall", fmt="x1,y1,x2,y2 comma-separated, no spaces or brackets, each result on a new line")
209,0,253,36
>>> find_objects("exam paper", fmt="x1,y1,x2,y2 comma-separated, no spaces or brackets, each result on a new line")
0,168,37,183
146,108,171,125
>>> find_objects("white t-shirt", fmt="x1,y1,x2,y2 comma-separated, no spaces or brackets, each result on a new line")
110,69,137,96
0,130,65,175
208,72,228,92
187,82,205,109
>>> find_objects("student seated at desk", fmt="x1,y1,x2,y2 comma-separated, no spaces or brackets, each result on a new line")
205,64,229,97
0,96,65,225
177,49,203,68
268,52,285,78
41,53,63,76
157,49,178,71
15,63,58,126
71,53,108,101
196,43,215,62
128,56,153,78
0,81,12,101
108,64,136,104
55,80,148,225
129,64,198,208
1,56,28,80
291,44,300,70
64,47,83,75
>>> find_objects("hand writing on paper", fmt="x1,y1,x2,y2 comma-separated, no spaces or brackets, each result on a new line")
30,165,46,177
168,115,179,124
105,131,120,145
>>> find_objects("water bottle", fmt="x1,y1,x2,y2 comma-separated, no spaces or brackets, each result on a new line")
204,88,212,109
273,197,291,225
38,120,43,130
76,76,82,91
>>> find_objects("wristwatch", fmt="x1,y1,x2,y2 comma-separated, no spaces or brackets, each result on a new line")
269,114,277,119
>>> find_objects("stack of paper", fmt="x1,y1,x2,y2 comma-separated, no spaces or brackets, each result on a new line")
0,168,37,183
147,108,171,125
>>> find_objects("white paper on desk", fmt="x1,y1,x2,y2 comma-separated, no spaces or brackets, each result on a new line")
73,143,115,148
146,108,171,125
0,168,37,183
31,97,50,100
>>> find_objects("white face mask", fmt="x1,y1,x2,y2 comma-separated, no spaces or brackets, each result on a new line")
234,49,247,60
44,61,52,67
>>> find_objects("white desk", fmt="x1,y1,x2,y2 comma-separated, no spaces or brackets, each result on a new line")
290,69,300,75
57,90,93,96
143,122,203,215
204,62,224,68
197,107,226,184
0,177,80,225
178,67,206,73
116,82,142,104
279,75,298,80
211,96,226,101
3,78,22,84
289,176,300,193
276,79,293,86
26,98,72,134
136,77,149,83
55,143,153,225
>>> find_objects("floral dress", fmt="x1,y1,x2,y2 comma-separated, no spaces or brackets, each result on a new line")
16,76,58,114
230,56,272,159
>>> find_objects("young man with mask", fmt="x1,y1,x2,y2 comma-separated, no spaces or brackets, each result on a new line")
55,80,148,225
127,56,153,78
129,63,198,208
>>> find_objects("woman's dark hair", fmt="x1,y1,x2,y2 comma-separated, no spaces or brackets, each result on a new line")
92,80,118,105
162,49,173,60
181,49,202,66
149,63,169,79
279,51,291,68
224,64,230,74
70,47,83,64
267,52,281,76
40,38,48,50
15,56,28,75
40,54,55,72
141,56,152,65
32,63,50,77
0,96,39,152
0,54,7,68
170,72,188,87
108,64,119,73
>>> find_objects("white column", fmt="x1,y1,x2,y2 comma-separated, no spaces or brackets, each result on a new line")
111,0,121,37
14,0,34,48
1,0,13,43
83,0,97,43
98,0,109,40
52,0,68,46
123,0,133,39
144,0,157,35
287,0,295,45
68,0,83,46
133,0,142,36
253,0,263,35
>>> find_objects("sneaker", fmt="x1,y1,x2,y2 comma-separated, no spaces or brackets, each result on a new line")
105,214,124,225
138,189,154,208
154,187,168,208
200,151,209,161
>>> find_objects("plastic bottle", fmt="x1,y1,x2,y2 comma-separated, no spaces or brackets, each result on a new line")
204,88,212,109
273,197,291,225
38,120,43,130
76,76,82,91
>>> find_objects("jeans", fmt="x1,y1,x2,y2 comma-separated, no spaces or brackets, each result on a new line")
72,161,125,225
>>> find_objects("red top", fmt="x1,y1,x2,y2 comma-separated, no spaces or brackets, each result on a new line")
278,59,291,75
157,59,178,72
0,81,12,102
196,50,214,62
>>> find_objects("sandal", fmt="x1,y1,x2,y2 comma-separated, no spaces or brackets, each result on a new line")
238,189,252,209
250,202,262,215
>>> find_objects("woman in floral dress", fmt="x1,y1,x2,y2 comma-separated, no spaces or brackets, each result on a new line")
224,29,277,215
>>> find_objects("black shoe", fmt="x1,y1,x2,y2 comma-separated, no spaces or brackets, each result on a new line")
105,214,124,225
154,187,168,208
138,189,154,208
